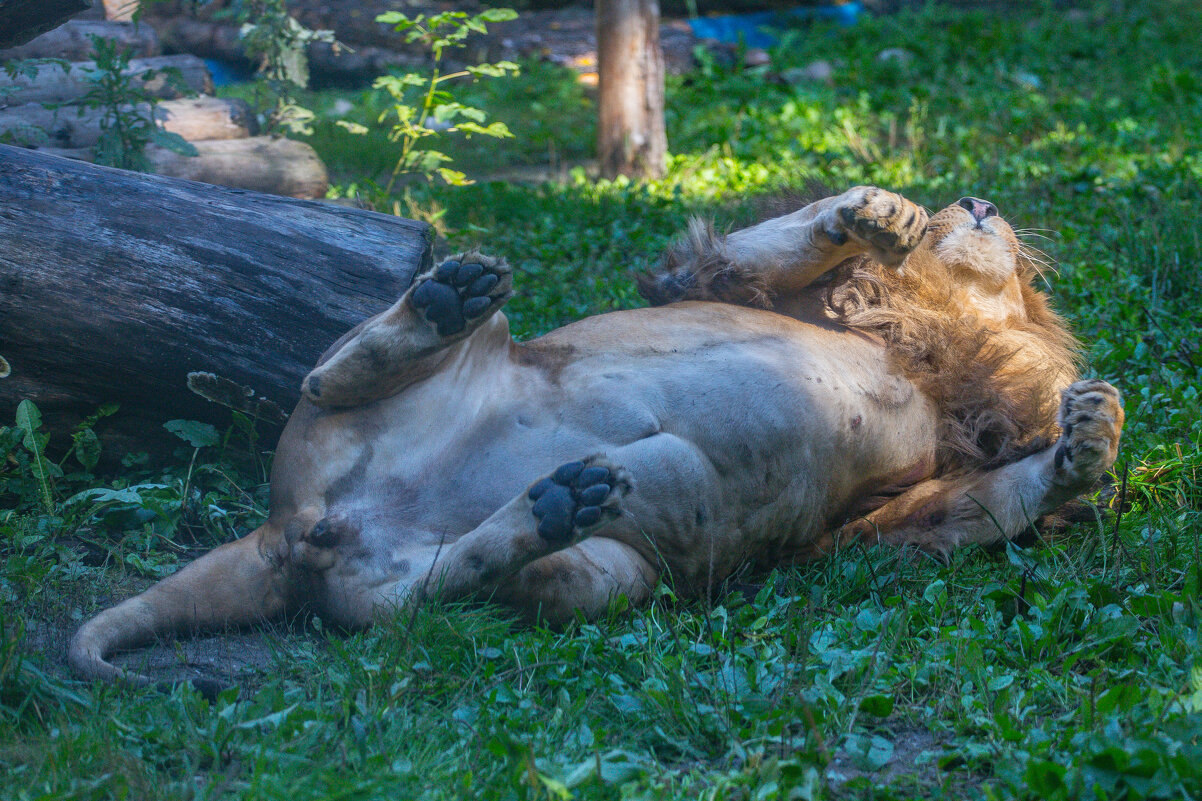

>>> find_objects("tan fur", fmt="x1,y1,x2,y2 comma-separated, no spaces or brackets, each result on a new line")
69,187,1124,687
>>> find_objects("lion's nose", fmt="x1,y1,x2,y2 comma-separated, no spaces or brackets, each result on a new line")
957,196,999,223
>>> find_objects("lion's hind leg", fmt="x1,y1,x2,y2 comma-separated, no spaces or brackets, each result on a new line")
417,432,727,621
302,251,513,407
843,379,1124,558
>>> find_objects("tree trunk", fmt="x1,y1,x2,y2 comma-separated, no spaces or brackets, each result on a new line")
0,144,431,459
0,0,92,49
0,53,212,106
596,0,667,179
0,19,159,60
147,137,328,199
0,97,257,148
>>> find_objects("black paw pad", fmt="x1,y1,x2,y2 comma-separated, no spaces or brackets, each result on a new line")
411,256,508,336
529,460,620,544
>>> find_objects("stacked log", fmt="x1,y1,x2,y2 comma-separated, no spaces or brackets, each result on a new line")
0,18,329,199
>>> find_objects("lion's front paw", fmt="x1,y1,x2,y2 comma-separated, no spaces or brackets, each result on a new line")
1052,379,1124,491
829,187,929,269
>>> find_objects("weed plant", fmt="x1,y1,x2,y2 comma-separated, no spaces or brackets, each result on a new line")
4,1,1202,798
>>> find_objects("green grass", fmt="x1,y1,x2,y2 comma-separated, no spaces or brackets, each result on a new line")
4,0,1202,798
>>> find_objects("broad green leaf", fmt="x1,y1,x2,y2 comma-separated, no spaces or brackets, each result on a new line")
164,419,219,448
73,427,101,471
478,8,518,23
466,61,520,78
859,694,894,717
436,167,472,186
15,399,54,512
65,487,147,506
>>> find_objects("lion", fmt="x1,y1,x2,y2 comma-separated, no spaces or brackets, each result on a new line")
69,186,1124,687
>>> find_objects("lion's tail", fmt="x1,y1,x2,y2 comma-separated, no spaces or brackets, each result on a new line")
68,525,290,689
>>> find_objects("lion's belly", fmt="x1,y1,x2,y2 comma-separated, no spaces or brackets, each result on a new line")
540,310,938,569
282,303,937,619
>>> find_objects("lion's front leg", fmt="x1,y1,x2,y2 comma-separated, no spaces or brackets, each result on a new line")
641,186,928,306
842,380,1124,557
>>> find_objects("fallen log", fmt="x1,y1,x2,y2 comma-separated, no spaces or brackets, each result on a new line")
33,135,328,198
0,53,211,106
149,137,328,199
149,17,419,84
0,96,257,148
0,0,92,49
0,19,159,60
0,144,430,460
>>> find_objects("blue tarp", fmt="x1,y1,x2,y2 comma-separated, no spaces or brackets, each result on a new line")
687,2,862,49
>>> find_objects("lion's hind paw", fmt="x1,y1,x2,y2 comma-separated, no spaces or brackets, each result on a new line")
410,251,513,337
1053,379,1124,490
527,457,632,544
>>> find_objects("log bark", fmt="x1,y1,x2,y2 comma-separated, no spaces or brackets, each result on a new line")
148,17,417,84
0,53,212,106
0,0,92,49
0,19,159,60
0,144,431,459
33,135,328,199
149,137,328,199
596,0,668,179
0,96,257,148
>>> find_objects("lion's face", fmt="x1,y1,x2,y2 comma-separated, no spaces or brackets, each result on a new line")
925,197,1022,285
907,197,1038,325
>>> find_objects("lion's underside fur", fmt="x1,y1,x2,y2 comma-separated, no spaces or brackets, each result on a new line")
69,186,1124,689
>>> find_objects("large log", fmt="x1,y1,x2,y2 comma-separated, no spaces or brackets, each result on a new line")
0,144,431,458
149,17,417,84
0,53,211,106
34,135,328,199
149,137,328,199
0,19,159,60
0,96,257,148
0,0,92,49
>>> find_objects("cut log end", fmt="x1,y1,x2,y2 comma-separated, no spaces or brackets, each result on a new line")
149,137,330,200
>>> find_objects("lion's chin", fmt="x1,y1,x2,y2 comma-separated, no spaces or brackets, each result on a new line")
933,225,1017,287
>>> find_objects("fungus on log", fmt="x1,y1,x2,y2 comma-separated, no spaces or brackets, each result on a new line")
0,145,431,459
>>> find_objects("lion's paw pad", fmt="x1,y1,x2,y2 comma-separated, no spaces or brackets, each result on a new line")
411,253,512,337
835,188,928,267
1054,379,1124,486
527,458,630,543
